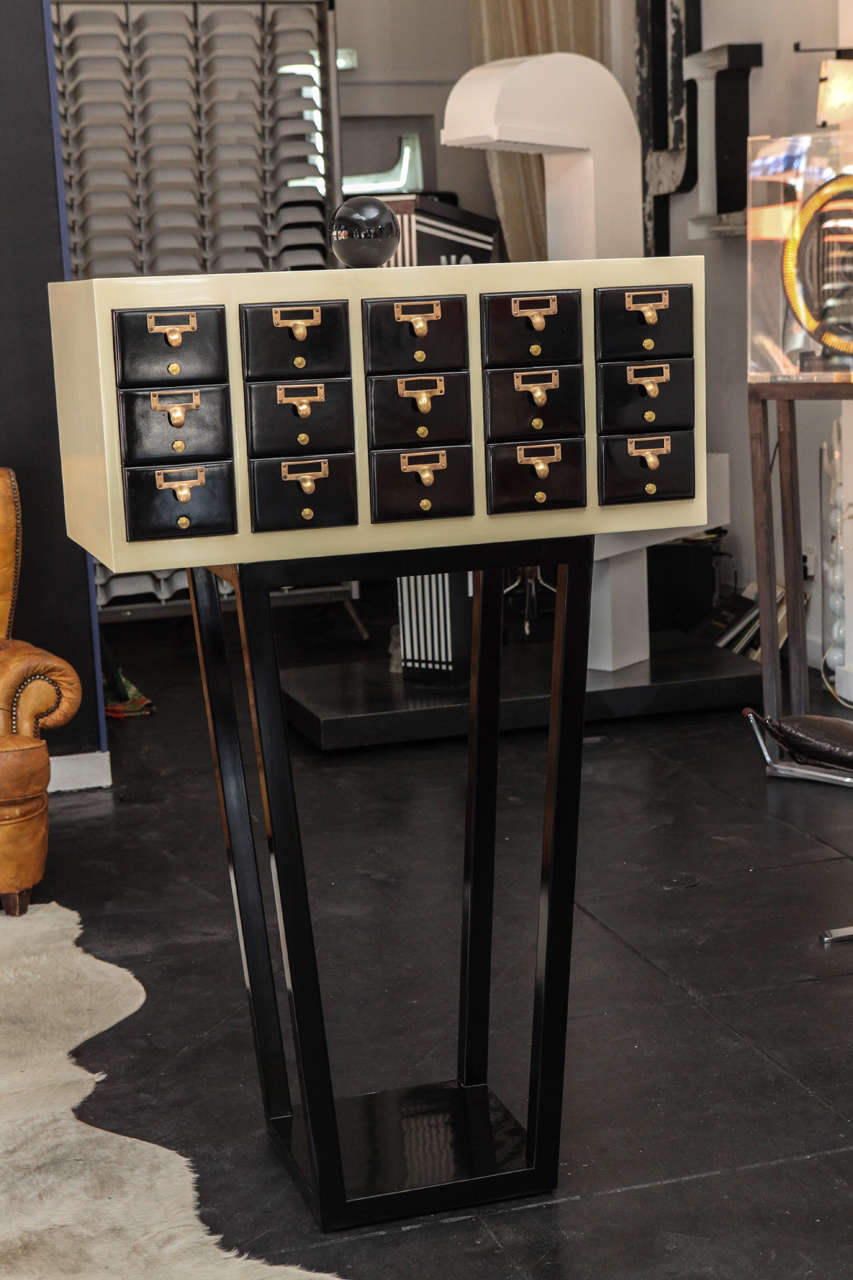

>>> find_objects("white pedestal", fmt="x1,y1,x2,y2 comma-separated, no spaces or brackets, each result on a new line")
588,549,649,670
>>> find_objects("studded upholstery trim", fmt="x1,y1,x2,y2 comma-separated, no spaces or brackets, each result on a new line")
11,675,63,737
7,471,21,639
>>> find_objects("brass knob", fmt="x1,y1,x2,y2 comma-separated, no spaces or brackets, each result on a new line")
642,338,655,351
293,355,306,369
643,452,660,471
533,459,550,479
530,312,546,332
640,305,659,326
531,417,544,431
299,477,316,494
644,410,656,423
642,380,660,399
418,467,435,487
534,491,547,504
296,401,312,418
297,432,310,446
416,425,429,439
177,515,191,529
412,317,428,338
529,343,542,356
414,350,426,363
167,362,181,375
645,482,657,495
416,391,432,414
419,498,432,512
531,387,548,407
175,484,192,503
168,405,186,427
301,507,314,520
166,327,183,347
172,440,186,453
292,321,308,342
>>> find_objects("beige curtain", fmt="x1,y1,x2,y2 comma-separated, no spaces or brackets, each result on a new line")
469,0,605,260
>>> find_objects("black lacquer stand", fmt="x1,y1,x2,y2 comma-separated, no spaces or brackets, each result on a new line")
188,535,593,1229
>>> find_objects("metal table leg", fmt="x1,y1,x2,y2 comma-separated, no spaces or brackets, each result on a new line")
190,539,593,1229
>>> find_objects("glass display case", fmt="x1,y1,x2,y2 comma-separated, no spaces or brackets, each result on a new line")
749,133,853,382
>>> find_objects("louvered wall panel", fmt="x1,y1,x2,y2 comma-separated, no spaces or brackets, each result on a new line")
52,0,330,277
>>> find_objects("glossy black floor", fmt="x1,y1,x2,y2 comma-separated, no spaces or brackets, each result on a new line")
40,589,853,1278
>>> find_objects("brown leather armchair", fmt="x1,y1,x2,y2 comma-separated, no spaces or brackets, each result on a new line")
0,469,82,915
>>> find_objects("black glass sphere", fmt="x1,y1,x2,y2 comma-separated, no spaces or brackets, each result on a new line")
329,196,400,269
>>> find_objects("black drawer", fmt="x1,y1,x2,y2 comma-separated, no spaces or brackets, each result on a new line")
370,445,473,523
250,454,357,532
480,290,581,368
367,371,470,449
595,285,693,359
486,439,586,514
241,301,350,379
363,295,467,374
123,462,236,541
245,378,354,458
484,364,584,442
119,385,231,465
114,306,227,388
598,433,695,505
596,358,694,434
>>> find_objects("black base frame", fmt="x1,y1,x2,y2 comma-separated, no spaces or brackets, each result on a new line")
188,536,594,1230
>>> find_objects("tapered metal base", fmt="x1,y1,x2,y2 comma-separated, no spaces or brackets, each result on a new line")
272,1081,542,1229
189,538,593,1230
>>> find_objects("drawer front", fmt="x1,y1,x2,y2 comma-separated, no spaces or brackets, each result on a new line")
484,364,584,442
250,454,358,532
114,306,227,387
487,440,586,514
367,371,471,449
124,462,236,540
245,378,354,458
241,300,350,379
598,433,695,505
595,285,693,359
596,358,694,434
481,290,581,368
370,445,473,523
363,295,468,374
119,385,231,465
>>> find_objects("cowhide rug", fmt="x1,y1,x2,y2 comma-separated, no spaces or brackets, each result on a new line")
0,903,338,1280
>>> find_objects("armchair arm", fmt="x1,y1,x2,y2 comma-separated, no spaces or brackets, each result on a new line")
0,639,82,737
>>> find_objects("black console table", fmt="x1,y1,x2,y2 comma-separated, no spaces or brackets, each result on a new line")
188,536,592,1229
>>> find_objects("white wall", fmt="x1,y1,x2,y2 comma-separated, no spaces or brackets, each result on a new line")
667,1,839,659
335,0,495,217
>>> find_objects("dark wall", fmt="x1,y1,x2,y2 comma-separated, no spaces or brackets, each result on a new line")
0,2,103,755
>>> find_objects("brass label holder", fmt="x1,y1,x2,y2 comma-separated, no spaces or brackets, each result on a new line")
516,442,562,480
627,362,670,399
281,458,329,494
146,311,197,348
397,375,445,414
272,306,322,341
627,435,671,471
624,290,669,326
400,449,447,487
394,300,441,338
511,295,557,332
277,383,325,418
155,465,206,503
513,368,559,407
150,390,201,428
